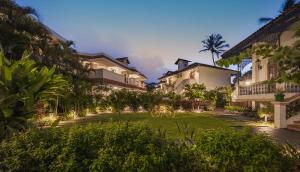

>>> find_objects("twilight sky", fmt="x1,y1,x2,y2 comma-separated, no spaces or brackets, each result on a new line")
17,0,282,82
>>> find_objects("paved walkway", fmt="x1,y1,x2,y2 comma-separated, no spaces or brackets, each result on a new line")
215,111,300,149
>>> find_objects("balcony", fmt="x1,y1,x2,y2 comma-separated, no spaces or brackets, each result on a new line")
239,82,300,95
89,69,145,90
239,82,276,95
233,82,300,102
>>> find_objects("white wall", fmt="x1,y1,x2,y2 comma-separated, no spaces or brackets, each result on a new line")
252,54,269,83
160,66,233,94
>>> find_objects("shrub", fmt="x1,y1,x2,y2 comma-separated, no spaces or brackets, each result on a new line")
195,129,297,171
0,124,198,171
225,105,245,113
0,124,298,171
258,103,274,120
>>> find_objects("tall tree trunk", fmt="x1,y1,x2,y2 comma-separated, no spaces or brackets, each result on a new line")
211,52,215,66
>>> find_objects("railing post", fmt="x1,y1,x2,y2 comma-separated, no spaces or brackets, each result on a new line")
272,102,288,128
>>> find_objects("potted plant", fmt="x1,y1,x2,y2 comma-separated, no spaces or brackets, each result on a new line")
274,88,285,101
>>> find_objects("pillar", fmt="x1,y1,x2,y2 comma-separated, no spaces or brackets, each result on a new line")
251,101,256,111
273,102,287,128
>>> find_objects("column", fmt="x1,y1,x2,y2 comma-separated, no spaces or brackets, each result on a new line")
273,102,287,128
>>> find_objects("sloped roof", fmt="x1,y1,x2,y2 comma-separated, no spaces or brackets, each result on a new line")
222,3,300,59
116,57,130,64
78,52,147,79
175,58,191,64
159,62,238,79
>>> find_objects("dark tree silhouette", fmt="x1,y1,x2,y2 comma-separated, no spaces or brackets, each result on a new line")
199,34,229,66
258,0,298,24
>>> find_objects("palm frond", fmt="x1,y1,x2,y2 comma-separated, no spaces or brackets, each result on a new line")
258,17,274,24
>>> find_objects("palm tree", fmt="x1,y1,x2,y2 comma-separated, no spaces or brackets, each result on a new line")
258,0,297,24
199,34,229,66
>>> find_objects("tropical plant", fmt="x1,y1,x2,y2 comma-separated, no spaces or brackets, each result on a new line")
0,51,68,139
0,0,96,119
107,89,129,118
0,0,86,75
126,91,141,112
165,92,182,115
204,90,218,111
184,84,206,110
214,86,233,107
92,85,111,112
258,0,298,24
0,124,299,171
199,34,229,66
225,105,245,113
0,0,48,60
258,104,274,122
140,91,164,115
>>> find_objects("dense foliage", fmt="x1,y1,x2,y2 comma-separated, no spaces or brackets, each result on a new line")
0,0,97,135
0,51,68,139
0,123,298,171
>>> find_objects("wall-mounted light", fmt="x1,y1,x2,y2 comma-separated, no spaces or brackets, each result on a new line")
256,59,262,70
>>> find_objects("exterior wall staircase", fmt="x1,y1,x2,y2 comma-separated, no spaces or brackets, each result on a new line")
286,94,300,131
288,120,300,132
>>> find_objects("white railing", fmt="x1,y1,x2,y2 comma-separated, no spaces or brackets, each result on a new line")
89,69,144,88
239,82,300,95
284,83,300,93
239,82,276,95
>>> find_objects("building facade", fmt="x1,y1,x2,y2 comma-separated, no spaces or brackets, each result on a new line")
79,53,147,91
159,59,237,94
222,4,300,130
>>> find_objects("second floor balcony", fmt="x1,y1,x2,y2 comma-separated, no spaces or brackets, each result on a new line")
239,82,300,95
89,69,145,90
233,82,300,102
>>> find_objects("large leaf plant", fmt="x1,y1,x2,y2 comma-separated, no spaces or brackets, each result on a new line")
0,51,68,138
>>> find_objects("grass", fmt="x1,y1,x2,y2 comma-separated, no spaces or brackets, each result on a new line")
59,112,245,138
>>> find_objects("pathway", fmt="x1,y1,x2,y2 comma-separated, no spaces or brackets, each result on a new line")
215,111,300,149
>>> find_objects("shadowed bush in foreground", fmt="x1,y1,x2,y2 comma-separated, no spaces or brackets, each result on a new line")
0,123,298,171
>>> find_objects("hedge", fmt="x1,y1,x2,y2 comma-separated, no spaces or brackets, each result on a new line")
0,123,298,171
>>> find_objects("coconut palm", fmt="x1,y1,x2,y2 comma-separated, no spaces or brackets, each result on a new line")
199,34,229,66
258,0,297,24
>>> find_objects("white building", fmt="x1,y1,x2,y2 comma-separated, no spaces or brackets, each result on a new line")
159,58,237,94
79,53,147,91
222,4,300,130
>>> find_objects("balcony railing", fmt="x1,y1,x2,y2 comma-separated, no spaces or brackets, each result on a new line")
89,69,145,89
239,82,276,95
239,82,300,95
284,83,300,93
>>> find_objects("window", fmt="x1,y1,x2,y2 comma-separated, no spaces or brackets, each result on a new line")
268,63,277,79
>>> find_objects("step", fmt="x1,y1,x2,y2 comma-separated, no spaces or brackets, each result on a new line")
294,121,300,124
287,124,300,132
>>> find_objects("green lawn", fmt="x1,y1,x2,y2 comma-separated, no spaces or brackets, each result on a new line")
60,112,245,138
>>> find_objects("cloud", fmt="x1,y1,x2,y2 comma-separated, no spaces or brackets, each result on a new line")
130,54,168,83
73,33,131,58
72,33,166,82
